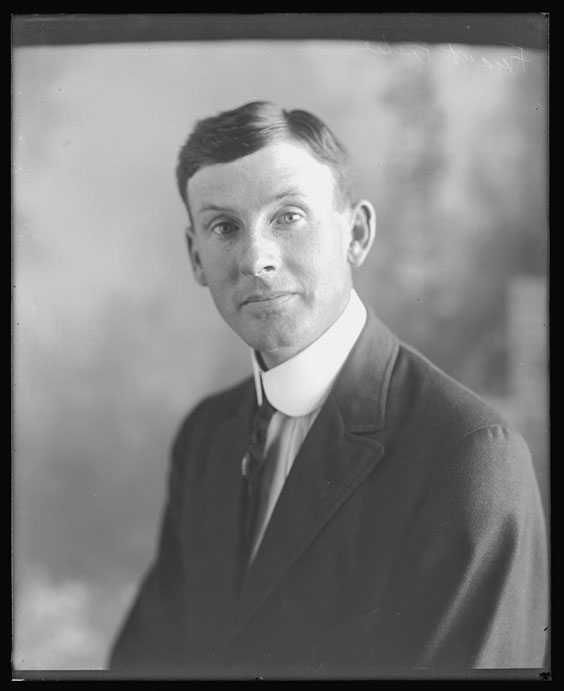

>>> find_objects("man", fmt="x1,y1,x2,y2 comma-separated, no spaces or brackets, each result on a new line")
109,101,548,677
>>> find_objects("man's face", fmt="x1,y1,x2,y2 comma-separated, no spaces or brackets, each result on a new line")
186,141,356,368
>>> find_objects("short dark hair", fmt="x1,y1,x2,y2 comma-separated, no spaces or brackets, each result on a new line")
176,101,352,211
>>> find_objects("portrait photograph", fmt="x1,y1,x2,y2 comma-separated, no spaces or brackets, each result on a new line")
12,13,549,680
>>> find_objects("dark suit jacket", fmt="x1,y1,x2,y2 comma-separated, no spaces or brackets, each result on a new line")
109,309,548,678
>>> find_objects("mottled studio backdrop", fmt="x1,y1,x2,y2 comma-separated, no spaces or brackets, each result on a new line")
13,39,548,669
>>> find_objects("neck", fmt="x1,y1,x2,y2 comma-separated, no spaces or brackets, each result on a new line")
260,345,299,370
251,289,367,417
257,314,348,370
258,293,353,370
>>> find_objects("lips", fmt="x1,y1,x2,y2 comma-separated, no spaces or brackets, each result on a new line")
241,291,296,306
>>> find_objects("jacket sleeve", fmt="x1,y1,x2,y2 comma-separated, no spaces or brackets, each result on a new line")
321,425,549,672
107,410,199,675
389,424,549,670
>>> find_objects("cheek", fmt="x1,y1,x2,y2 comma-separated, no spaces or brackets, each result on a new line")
288,225,348,278
295,213,341,249
199,246,235,283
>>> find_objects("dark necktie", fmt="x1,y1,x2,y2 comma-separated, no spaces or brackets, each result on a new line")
240,396,277,576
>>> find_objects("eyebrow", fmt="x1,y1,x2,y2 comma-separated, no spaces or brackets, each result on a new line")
196,203,237,216
272,187,307,201
195,188,307,216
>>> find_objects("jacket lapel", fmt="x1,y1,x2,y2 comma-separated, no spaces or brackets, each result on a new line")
197,381,255,608
222,308,399,646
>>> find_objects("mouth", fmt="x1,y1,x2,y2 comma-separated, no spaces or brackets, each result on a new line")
241,292,296,307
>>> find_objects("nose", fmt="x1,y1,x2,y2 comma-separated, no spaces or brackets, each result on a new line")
239,225,279,277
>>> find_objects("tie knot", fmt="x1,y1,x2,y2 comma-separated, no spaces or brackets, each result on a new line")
242,397,277,480
254,396,277,426
249,397,276,444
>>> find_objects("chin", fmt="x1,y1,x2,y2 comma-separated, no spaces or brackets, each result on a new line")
240,324,304,358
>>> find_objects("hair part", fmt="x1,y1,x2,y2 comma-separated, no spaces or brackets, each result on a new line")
176,101,353,212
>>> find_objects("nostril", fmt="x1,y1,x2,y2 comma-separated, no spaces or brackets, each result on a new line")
239,233,279,276
242,263,276,277
240,255,277,277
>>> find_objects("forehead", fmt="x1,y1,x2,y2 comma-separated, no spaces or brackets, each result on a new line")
187,142,338,214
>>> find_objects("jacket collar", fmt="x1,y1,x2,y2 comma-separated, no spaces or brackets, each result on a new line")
333,305,399,434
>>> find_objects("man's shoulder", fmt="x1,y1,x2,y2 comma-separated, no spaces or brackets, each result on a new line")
381,339,537,510
397,341,507,426
163,377,254,487
183,375,253,427
341,309,511,445
384,338,521,460
196,376,254,416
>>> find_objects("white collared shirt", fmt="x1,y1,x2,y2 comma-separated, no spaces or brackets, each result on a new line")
249,289,367,562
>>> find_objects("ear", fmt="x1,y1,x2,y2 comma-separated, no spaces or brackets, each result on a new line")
184,225,208,286
346,200,376,268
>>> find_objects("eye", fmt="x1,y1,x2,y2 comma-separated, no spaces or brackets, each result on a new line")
278,211,304,225
211,220,238,237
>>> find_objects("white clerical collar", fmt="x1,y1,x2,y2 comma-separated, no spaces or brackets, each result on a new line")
251,289,367,417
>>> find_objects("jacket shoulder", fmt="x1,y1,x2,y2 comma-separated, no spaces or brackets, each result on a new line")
166,377,253,483
174,376,253,447
391,341,510,442
380,339,541,488
387,343,544,553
